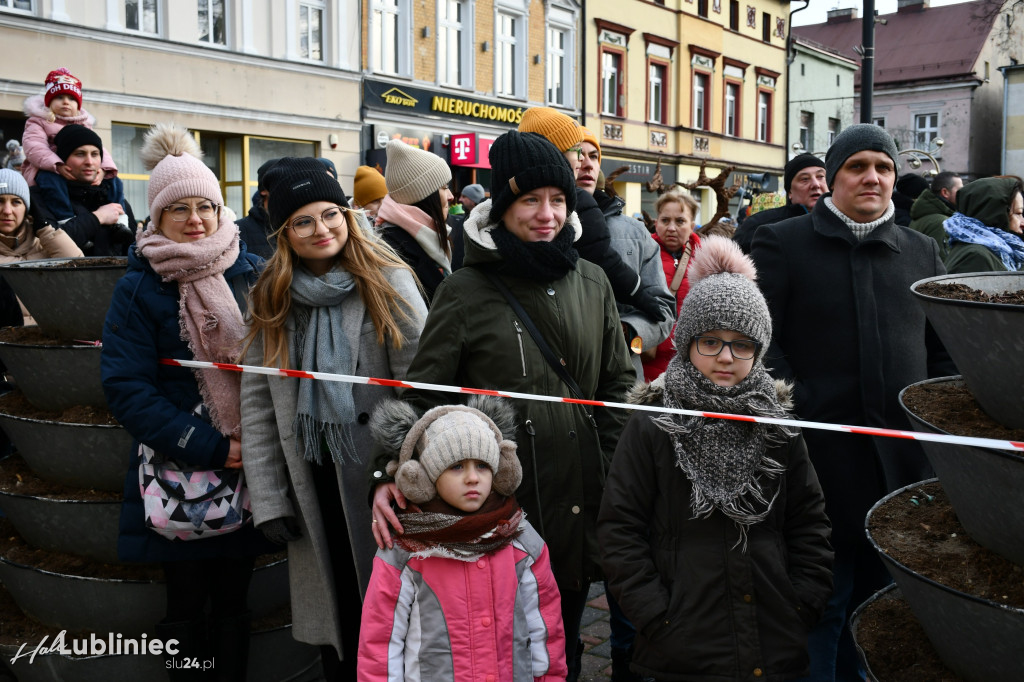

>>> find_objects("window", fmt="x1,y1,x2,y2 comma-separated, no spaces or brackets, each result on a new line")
729,0,739,29
693,72,709,130
198,0,225,45
915,113,939,148
762,12,771,42
112,124,151,219
827,118,840,146
800,63,805,76
547,28,566,105
0,0,32,12
601,50,624,117
495,11,524,97
724,81,740,137
697,0,708,17
648,62,667,124
439,0,469,88
299,3,323,61
372,0,401,74
872,116,886,128
799,111,814,151
126,0,158,33
757,90,771,142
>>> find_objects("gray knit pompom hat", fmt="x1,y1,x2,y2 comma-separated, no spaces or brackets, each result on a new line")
674,236,772,362
384,139,453,205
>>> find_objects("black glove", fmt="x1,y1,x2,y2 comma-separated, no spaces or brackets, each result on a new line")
108,215,135,242
259,517,302,545
632,288,672,325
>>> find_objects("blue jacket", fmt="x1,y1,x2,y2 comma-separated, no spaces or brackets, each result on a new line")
102,240,275,562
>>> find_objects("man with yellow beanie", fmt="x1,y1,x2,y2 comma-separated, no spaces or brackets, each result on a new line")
519,108,673,359
352,165,388,222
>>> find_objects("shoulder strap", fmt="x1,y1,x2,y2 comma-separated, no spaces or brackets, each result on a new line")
669,242,693,294
481,270,584,399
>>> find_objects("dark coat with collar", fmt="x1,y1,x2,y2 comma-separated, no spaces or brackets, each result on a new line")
102,240,275,562
30,178,135,257
235,190,275,260
750,199,956,546
733,202,809,254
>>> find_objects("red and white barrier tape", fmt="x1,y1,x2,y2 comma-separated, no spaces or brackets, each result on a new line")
160,357,1024,454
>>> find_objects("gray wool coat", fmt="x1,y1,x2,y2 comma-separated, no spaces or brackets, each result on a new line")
240,266,426,657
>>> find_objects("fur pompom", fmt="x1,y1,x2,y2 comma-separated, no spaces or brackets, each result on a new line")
465,395,518,441
687,235,758,287
371,399,423,461
491,441,522,496
140,122,203,171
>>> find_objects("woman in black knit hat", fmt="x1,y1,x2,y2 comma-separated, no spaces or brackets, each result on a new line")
369,130,636,682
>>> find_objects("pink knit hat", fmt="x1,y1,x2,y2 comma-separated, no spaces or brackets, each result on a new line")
140,123,224,219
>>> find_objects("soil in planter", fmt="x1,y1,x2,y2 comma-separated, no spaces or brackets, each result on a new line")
0,389,118,425
0,454,121,500
916,281,1024,305
855,590,961,682
902,381,1024,441
868,482,1024,609
0,326,88,346
51,257,127,269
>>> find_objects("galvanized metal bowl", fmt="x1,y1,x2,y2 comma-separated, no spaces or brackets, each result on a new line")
0,490,121,563
0,256,125,341
0,341,104,410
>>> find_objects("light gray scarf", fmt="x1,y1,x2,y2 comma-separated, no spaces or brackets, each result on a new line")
654,357,797,550
289,265,361,464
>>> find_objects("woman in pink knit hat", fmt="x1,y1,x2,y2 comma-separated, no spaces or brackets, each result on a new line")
101,122,275,681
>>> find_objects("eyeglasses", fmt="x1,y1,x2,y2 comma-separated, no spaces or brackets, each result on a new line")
567,146,584,160
285,206,346,238
692,335,761,360
163,202,219,222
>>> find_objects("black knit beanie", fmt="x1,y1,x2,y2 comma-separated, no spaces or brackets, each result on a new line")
267,157,349,230
488,131,577,223
255,158,282,192
784,153,825,193
54,124,103,162
824,124,900,188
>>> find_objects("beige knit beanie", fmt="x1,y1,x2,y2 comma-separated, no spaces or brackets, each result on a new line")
518,106,584,153
384,139,453,205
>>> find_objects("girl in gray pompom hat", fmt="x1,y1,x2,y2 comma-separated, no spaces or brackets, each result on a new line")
359,395,567,681
597,236,834,681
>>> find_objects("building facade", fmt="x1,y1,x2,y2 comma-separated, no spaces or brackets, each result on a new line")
582,0,791,222
787,36,857,160
1002,63,1024,177
358,0,581,195
0,0,363,219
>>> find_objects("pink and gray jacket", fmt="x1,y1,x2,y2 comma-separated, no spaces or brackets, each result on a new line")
357,520,567,681
20,95,118,186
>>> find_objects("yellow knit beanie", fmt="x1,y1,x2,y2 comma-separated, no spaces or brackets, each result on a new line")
518,107,584,153
353,166,388,207
580,127,601,162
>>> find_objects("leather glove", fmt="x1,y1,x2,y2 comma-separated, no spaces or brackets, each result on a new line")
259,517,302,545
632,288,673,325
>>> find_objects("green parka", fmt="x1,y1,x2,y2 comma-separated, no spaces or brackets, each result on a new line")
908,188,954,260
383,199,636,591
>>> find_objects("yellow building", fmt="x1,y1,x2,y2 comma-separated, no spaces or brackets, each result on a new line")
358,0,580,193
0,1,363,219
582,0,790,222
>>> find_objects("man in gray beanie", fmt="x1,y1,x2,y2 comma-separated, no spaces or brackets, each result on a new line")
750,123,956,681
734,152,827,254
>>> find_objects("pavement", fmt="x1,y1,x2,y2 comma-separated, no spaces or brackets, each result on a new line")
579,582,617,682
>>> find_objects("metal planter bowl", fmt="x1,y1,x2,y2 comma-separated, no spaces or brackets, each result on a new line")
849,584,901,682
866,479,1024,682
0,555,289,634
0,490,120,563
899,377,1024,565
0,257,125,340
911,272,1024,428
0,341,104,410
0,623,320,682
0,411,129,491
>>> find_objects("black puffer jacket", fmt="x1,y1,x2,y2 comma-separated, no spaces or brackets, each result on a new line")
599,381,833,681
235,190,275,260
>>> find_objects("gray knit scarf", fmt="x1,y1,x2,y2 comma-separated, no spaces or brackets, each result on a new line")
289,265,360,465
654,357,797,550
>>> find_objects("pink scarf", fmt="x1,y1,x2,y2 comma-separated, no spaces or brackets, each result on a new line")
136,217,245,437
375,195,452,274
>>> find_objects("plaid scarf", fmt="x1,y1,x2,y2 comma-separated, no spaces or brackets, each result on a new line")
395,494,524,561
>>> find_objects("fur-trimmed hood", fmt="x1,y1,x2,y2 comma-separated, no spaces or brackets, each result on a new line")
23,94,95,126
628,374,795,411
462,198,582,253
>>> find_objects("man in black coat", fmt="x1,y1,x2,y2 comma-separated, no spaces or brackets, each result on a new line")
30,125,134,256
734,153,827,254
751,124,956,682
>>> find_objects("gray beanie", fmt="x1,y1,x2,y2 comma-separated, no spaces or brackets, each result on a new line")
674,236,771,362
385,139,453,205
0,169,30,209
824,123,900,188
460,183,486,205
387,404,522,504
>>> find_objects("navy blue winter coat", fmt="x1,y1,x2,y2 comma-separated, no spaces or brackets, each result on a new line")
102,240,276,562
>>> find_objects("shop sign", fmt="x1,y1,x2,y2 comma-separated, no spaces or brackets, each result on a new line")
364,78,522,127
449,133,495,168
372,126,434,151
600,159,677,185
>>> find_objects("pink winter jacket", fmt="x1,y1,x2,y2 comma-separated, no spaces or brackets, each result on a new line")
20,95,118,186
358,520,567,682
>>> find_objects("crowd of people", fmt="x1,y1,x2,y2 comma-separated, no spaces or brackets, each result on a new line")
3,65,1023,682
